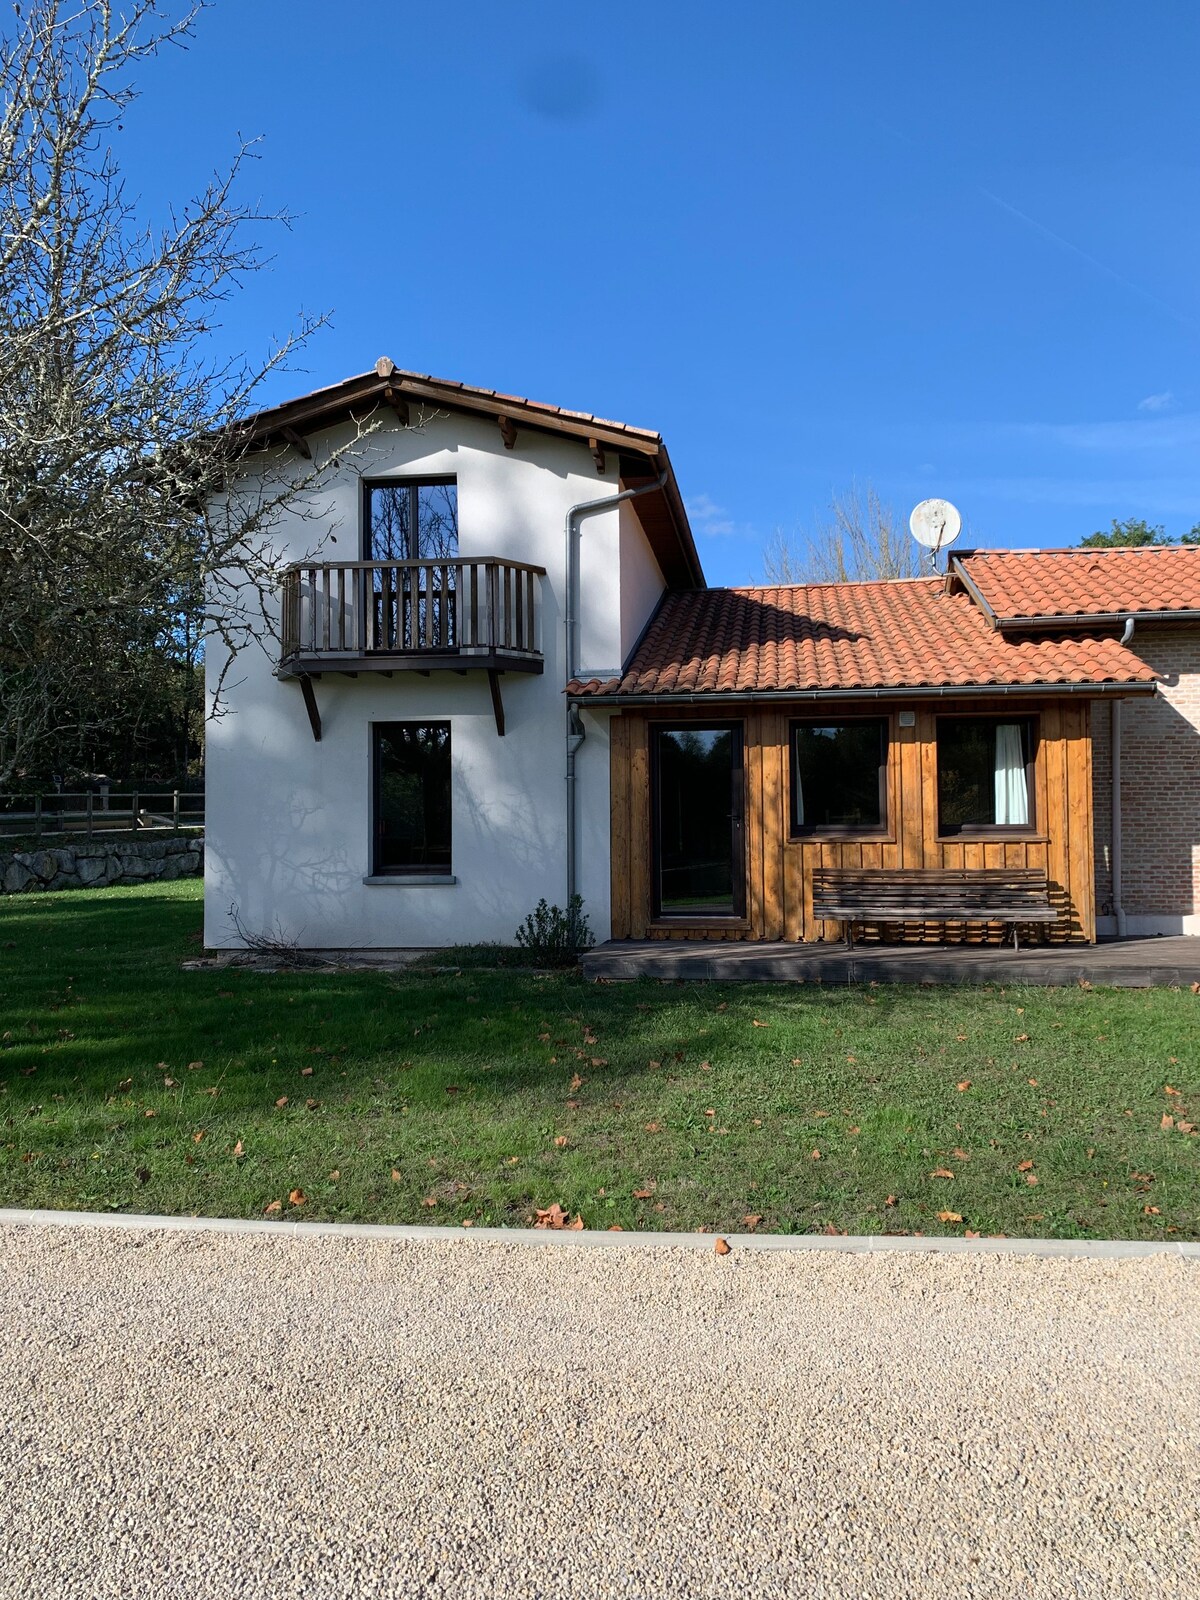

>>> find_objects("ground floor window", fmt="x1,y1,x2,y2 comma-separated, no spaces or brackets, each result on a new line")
653,724,744,917
372,722,451,874
937,716,1036,833
790,718,888,835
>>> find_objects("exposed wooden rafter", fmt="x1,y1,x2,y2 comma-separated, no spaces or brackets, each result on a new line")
487,669,505,737
588,437,606,474
281,426,312,460
383,386,410,426
498,415,518,450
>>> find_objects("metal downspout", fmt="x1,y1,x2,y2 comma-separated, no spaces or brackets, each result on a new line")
564,470,668,909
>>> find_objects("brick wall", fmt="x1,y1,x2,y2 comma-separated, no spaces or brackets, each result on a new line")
1092,626,1200,930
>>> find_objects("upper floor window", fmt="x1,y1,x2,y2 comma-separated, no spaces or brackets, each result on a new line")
365,479,458,562
937,716,1036,834
790,718,888,835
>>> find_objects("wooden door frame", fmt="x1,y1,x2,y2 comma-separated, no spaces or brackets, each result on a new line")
648,720,747,923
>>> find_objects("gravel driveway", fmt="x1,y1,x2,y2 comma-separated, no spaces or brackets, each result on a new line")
1,1222,1196,1599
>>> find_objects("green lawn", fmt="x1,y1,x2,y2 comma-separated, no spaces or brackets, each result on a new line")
1,879,1197,1240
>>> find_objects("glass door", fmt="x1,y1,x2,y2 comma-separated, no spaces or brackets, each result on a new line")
653,725,744,918
364,480,458,649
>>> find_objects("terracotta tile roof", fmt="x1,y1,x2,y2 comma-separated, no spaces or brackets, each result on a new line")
956,545,1200,625
568,579,1157,699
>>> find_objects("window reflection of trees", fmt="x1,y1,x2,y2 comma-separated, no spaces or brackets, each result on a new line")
366,482,459,648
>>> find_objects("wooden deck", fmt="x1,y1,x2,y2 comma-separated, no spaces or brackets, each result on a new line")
582,936,1200,987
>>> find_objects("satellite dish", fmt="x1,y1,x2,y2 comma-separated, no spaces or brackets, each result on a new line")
909,498,962,564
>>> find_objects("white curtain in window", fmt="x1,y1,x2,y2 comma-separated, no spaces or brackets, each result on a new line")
994,723,1028,825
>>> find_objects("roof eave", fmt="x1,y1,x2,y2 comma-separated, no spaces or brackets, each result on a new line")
569,679,1158,706
994,608,1200,632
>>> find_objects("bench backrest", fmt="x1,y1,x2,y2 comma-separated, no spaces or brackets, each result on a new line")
811,867,1052,916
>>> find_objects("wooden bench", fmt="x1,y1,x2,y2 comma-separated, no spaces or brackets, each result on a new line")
810,867,1056,950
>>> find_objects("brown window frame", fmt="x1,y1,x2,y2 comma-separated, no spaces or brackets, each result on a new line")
371,721,452,876
649,721,747,922
788,715,891,840
935,713,1039,838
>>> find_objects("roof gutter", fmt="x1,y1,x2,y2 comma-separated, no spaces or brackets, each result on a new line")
567,679,1158,707
993,608,1200,633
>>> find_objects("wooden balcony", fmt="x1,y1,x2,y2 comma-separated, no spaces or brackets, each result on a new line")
279,558,546,677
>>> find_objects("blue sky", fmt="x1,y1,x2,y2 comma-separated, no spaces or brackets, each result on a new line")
124,1,1200,584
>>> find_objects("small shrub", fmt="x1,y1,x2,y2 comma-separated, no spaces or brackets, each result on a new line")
514,895,594,966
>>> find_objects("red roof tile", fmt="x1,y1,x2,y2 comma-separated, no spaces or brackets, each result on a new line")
568,579,1157,699
956,546,1200,625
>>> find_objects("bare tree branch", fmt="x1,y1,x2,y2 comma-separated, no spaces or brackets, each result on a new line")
764,484,920,586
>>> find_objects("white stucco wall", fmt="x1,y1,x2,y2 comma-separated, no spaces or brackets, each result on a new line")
204,410,663,949
618,497,667,664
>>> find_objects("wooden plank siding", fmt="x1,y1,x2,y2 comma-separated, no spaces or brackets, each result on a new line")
608,698,1097,944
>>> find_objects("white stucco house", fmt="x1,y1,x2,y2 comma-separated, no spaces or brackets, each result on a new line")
203,360,703,950
207,360,1200,953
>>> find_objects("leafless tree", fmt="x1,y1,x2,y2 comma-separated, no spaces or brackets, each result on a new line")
763,484,921,585
0,0,368,786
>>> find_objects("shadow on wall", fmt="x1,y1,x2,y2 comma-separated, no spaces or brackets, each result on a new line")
207,694,572,949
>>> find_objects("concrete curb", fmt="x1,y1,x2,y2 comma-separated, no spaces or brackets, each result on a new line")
0,1207,1196,1260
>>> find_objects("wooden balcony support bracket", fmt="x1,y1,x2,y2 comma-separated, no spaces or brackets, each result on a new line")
281,426,312,460
487,669,505,737
588,437,606,474
299,673,322,742
498,415,518,450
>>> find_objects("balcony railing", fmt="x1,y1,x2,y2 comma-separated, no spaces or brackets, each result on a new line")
279,558,546,673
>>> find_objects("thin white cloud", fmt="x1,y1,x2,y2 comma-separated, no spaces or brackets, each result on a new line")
684,492,754,540
1138,391,1176,413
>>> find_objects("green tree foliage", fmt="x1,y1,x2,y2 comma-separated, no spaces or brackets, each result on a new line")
1078,518,1184,548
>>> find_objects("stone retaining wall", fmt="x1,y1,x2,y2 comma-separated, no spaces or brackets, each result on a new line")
1,835,203,895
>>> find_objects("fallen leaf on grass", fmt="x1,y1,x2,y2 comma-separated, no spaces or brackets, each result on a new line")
422,1196,437,1208
1178,1121,1196,1134
1017,1159,1034,1172
1027,1077,1038,1087
117,1078,132,1092
1164,1085,1181,1096
644,1122,662,1133
163,1076,177,1089
1162,1113,1176,1130
885,1195,897,1207
1144,1205,1161,1215
955,1081,971,1092
810,1148,822,1161
328,1169,339,1181
187,1060,204,1071
964,1229,981,1239
569,1074,583,1091
937,1210,963,1223
300,1066,313,1077
533,1204,584,1231
275,1096,288,1109
714,1237,731,1254
1025,1175,1039,1186
288,1189,306,1207
743,1214,763,1229
263,1200,282,1215
192,1130,205,1144
929,1168,954,1180
143,1109,157,1119
391,1169,401,1183
633,1186,655,1199
232,1139,245,1159
305,1098,320,1110
505,1156,519,1166
554,1135,569,1148
751,1020,769,1028
1016,1034,1030,1044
